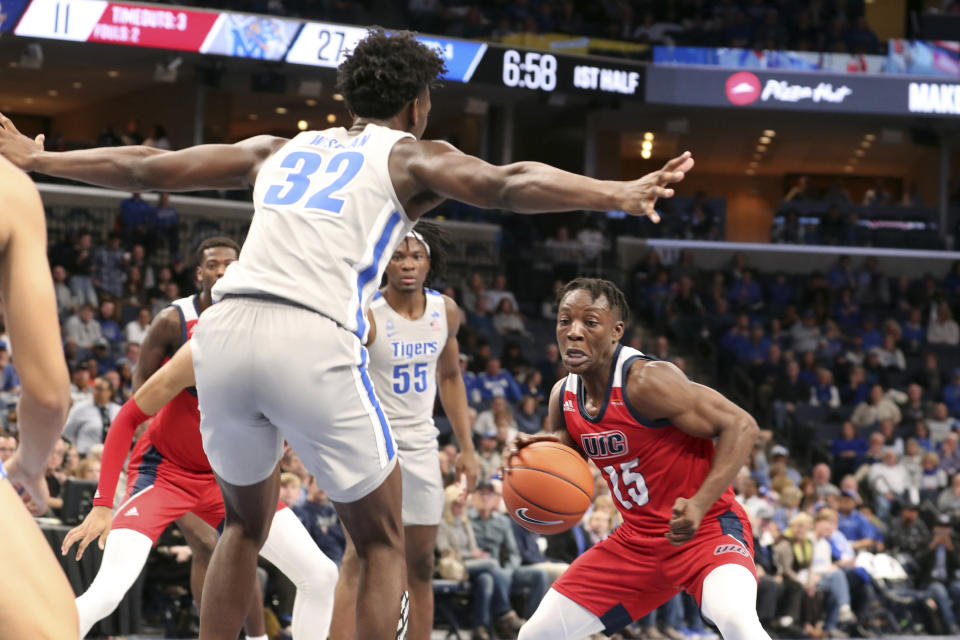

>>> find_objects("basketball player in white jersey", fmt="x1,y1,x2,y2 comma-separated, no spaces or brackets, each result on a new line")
0,156,76,639
331,224,479,640
0,29,693,639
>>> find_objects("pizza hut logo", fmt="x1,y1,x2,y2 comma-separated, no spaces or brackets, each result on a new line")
725,72,761,105
714,543,749,557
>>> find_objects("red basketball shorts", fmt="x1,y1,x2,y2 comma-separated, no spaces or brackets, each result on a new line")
551,504,756,635
111,443,284,543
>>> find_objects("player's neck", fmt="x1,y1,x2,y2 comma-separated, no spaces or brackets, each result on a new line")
579,363,613,408
351,116,406,135
197,290,213,312
383,286,426,321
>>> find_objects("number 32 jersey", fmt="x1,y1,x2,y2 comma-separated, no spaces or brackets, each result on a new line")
367,289,448,450
560,345,737,537
213,124,417,343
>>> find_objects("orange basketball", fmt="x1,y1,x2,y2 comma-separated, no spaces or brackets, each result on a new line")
503,441,594,535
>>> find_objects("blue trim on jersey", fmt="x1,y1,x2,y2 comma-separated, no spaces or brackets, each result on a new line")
173,304,187,346
600,603,633,636
132,445,163,495
575,344,623,423
620,355,673,428
354,211,403,339
372,290,383,301
717,509,747,546
425,288,442,297
357,348,395,461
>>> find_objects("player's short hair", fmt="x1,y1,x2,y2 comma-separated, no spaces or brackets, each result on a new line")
557,278,630,323
194,236,240,266
336,28,446,119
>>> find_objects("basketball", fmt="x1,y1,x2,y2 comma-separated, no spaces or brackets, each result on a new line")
503,441,594,535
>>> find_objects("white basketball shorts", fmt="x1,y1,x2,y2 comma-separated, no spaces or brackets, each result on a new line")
192,296,397,503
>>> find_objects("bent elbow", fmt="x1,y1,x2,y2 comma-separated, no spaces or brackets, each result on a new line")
740,416,760,443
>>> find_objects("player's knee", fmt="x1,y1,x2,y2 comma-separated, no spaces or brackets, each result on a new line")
407,550,435,586
298,552,339,592
517,615,552,640
224,515,272,545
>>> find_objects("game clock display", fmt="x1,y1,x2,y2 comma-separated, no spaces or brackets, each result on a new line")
470,46,644,98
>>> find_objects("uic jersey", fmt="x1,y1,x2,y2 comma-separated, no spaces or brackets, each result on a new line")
367,289,448,450
561,345,737,536
213,124,417,343
142,295,207,473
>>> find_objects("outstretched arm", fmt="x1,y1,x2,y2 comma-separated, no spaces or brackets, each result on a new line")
0,113,286,191
407,140,693,220
625,360,758,546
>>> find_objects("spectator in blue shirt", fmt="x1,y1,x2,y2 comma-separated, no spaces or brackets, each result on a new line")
0,345,18,393
460,354,483,407
902,308,927,354
154,192,180,255
767,272,795,314
828,256,856,291
943,369,960,415
119,192,156,250
739,323,770,363
97,300,123,345
478,358,522,404
92,232,126,298
858,316,883,351
728,268,762,312
831,421,867,479
836,491,882,552
833,288,861,333
293,475,345,565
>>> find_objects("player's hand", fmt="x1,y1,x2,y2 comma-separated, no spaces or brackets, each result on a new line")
455,448,480,493
0,112,45,170
665,496,706,547
62,505,113,560
3,451,49,516
501,433,560,478
617,151,694,222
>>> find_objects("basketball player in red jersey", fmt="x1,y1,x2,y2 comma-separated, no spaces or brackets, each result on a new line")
508,278,769,640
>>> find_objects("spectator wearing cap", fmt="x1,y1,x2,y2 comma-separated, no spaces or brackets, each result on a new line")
915,514,960,634
837,491,882,552
61,376,121,455
64,303,104,351
477,430,502,483
477,358,522,404
770,444,802,485
887,500,929,557
91,337,117,376
851,385,901,429
868,449,909,520
468,483,537,636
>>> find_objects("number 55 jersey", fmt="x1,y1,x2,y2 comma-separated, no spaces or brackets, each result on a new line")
214,124,417,344
553,345,755,631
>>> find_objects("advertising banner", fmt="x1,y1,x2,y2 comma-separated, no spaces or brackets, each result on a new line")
200,13,300,60
646,66,960,117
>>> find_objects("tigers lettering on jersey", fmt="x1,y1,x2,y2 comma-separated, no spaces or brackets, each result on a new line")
391,340,441,359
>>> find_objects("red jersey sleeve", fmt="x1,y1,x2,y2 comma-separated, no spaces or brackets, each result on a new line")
93,399,150,508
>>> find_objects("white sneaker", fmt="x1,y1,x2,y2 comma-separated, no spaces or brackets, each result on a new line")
838,604,856,624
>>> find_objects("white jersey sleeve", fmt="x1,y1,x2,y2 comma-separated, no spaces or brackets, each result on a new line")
366,289,448,450
212,124,417,343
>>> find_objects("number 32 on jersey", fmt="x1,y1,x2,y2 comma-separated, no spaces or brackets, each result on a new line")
263,150,364,214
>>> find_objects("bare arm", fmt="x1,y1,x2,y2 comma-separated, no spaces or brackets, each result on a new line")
504,379,582,472
436,296,478,490
625,360,759,545
133,343,196,415
0,158,70,509
405,140,693,220
0,113,285,191
132,307,182,391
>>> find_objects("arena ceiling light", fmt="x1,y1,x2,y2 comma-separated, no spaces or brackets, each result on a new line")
297,120,308,131
844,166,854,173
860,140,871,148
332,93,344,101
854,149,865,157
643,132,654,141
305,99,317,107
72,82,83,89
326,113,337,123
275,107,287,115
864,133,876,142
248,114,259,120
47,89,58,97
759,136,771,145
640,149,652,159
107,70,119,78
763,129,776,137
756,145,767,152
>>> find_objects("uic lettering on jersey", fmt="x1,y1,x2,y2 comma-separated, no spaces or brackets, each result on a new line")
580,430,628,459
